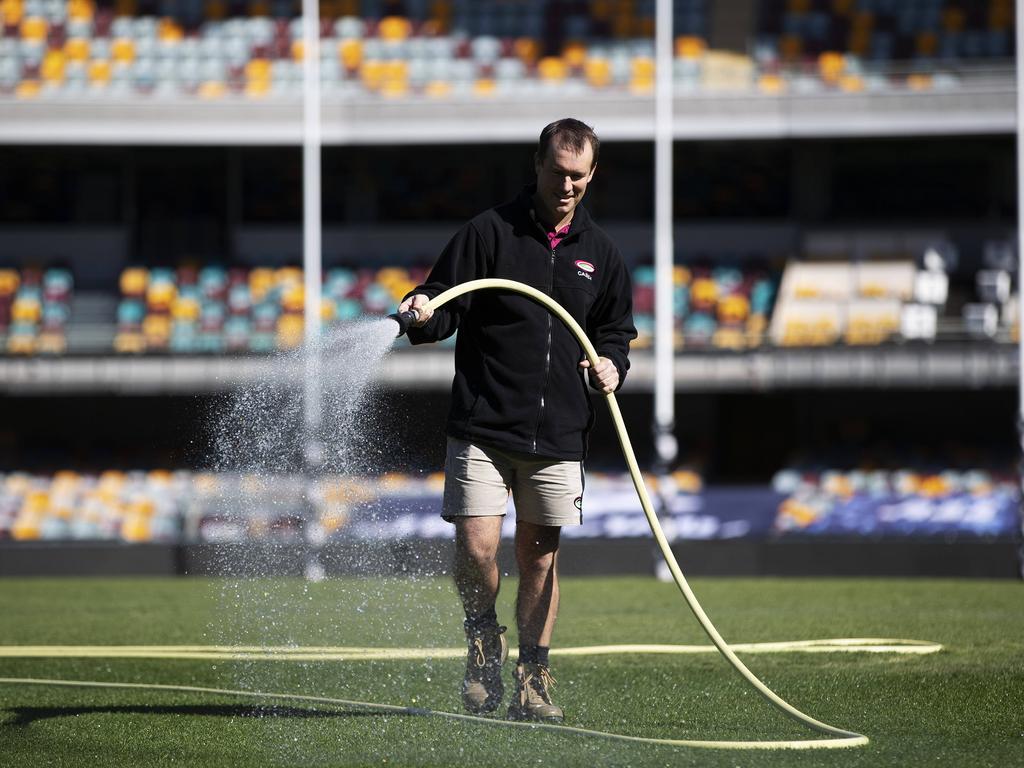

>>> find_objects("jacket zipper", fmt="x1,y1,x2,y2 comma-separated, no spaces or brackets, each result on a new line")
533,245,556,452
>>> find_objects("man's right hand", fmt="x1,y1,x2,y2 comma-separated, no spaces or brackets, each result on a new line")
398,294,434,327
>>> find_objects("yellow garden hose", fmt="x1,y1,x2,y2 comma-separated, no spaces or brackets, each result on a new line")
420,278,869,748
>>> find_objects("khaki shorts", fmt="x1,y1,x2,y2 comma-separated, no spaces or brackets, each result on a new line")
442,438,584,527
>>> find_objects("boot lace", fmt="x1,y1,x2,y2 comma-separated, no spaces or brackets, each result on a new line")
522,664,556,705
468,626,506,669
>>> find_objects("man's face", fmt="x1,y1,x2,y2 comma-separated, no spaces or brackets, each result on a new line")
533,140,596,228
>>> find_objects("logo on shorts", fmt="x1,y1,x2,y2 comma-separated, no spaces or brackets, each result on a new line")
575,260,595,281
573,496,583,511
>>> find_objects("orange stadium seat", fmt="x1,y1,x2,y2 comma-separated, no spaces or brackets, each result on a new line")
111,37,135,63
40,50,64,84
65,37,89,62
675,36,706,59
584,56,611,88
537,56,567,83
378,16,412,41
20,15,47,42
0,270,19,296
87,59,111,86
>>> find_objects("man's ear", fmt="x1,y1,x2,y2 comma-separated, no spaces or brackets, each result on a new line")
533,151,542,174
588,163,597,181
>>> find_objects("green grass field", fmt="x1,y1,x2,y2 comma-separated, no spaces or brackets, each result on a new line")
1,575,1021,767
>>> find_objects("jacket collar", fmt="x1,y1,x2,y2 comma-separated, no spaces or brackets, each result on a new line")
517,184,592,237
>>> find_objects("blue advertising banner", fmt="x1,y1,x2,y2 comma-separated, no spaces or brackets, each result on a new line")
344,484,781,542
342,475,1022,541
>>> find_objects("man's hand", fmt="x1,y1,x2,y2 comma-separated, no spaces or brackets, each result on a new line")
397,294,434,327
579,356,619,394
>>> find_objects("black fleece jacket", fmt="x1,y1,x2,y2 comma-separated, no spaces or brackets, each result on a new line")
406,186,636,460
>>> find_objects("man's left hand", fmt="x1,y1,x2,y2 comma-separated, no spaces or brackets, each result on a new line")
579,357,619,394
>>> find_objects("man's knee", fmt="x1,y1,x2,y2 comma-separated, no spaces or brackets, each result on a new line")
515,523,560,575
455,517,502,566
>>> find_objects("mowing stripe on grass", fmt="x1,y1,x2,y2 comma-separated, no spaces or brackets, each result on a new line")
0,638,942,661
0,676,869,751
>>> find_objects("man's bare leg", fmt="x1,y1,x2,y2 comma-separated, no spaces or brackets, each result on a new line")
508,520,564,722
514,520,561,646
453,515,507,714
453,516,504,616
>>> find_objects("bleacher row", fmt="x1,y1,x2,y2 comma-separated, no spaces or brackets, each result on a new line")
0,265,73,354
0,0,1011,101
113,261,777,354
1,250,1019,354
113,263,431,353
755,0,1014,62
1,466,1013,543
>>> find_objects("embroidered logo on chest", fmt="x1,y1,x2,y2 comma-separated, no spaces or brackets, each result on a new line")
574,260,595,281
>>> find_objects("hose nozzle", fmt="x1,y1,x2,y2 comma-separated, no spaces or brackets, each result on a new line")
388,308,420,338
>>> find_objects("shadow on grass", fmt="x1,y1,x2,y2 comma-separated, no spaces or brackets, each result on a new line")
2,704,412,727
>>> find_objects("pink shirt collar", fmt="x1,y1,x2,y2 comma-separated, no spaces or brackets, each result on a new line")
546,223,571,250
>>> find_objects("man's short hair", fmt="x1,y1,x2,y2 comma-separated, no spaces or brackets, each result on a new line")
537,118,600,168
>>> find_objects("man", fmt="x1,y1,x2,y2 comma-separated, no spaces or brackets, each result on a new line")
398,118,635,723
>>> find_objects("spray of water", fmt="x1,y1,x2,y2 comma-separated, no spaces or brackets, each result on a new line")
202,316,463,759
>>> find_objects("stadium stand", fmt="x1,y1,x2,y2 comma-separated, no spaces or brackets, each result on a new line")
755,0,1014,64
106,261,779,354
1,468,185,542
1,0,1006,101
0,252,1011,356
963,238,1018,342
113,263,431,354
771,466,1018,537
631,261,778,350
2,464,1016,545
0,265,73,354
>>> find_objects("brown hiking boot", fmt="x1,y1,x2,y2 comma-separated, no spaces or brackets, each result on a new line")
462,624,508,714
507,662,564,723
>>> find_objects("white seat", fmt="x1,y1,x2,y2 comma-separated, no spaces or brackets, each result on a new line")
200,58,225,82
133,16,158,40
133,58,156,88
225,38,248,67
335,16,365,39
425,36,455,58
89,38,111,60
406,36,429,59
18,40,45,66
156,39,179,61
199,36,224,59
494,57,525,80
44,0,66,22
362,38,383,60
177,38,200,60
450,58,475,85
66,18,92,38
135,36,157,58
156,58,179,83
380,39,409,60
247,18,275,46
110,17,134,39
470,35,501,63
0,58,18,89
407,58,429,86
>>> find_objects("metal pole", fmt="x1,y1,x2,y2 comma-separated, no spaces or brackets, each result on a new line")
1015,0,1023,574
654,0,677,472
302,0,323,470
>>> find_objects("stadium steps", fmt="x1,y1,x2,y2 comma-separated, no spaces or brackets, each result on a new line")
66,292,116,353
